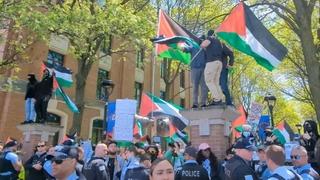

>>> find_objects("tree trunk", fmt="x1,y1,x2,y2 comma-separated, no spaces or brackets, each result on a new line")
72,58,92,133
293,0,320,123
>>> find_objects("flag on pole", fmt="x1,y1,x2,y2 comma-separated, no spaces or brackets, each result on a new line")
216,2,288,71
155,10,200,64
43,61,73,87
139,92,189,131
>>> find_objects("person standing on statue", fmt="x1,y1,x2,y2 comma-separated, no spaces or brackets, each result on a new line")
34,68,53,123
220,44,234,106
24,73,38,124
201,29,229,106
182,35,209,108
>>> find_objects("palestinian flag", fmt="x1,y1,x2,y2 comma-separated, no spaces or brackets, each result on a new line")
216,2,288,71
56,81,79,113
171,129,189,145
139,92,189,131
232,106,247,139
272,121,295,144
43,61,73,87
155,10,199,64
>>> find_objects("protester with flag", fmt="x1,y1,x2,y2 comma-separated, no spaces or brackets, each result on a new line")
201,30,233,106
182,35,208,108
34,68,53,123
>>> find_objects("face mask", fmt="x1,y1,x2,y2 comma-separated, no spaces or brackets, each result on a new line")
242,131,251,138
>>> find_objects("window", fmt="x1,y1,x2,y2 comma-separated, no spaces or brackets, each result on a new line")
160,62,165,78
160,91,166,100
180,98,185,108
96,69,109,100
47,50,64,67
134,82,143,103
136,48,144,69
91,119,103,145
180,70,185,88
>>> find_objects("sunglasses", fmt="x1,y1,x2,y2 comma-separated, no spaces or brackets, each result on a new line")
51,157,70,165
290,155,301,160
37,145,45,147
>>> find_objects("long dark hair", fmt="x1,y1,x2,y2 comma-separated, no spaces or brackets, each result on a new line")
196,148,219,174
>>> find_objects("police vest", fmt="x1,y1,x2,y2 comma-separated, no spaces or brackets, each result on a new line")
0,151,18,175
300,169,320,179
270,169,302,180
176,162,209,180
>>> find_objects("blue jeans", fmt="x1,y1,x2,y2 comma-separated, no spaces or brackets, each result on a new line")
191,68,208,106
25,98,36,121
220,68,232,105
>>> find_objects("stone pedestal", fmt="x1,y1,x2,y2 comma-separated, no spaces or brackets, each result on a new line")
17,124,62,162
181,106,240,159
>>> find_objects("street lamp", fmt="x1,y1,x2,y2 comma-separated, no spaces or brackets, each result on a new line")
264,93,276,127
295,124,302,134
101,79,115,141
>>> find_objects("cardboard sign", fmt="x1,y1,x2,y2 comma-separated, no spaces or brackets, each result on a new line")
247,102,264,130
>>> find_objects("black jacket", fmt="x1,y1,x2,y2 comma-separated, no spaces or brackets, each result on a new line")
124,166,150,180
175,160,209,180
35,75,53,100
82,157,110,180
24,152,47,180
224,155,259,180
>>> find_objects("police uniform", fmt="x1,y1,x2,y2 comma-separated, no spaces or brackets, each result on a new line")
0,150,19,180
82,157,110,180
175,160,209,180
225,155,259,180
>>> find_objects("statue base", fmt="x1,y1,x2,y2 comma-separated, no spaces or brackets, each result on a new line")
181,106,240,159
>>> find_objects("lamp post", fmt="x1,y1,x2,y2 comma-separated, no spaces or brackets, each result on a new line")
264,93,276,127
101,79,114,141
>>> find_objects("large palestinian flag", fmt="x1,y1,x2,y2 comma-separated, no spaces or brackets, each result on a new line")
155,10,199,65
139,92,189,131
216,2,288,71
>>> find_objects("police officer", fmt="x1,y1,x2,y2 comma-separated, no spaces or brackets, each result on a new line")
266,145,302,180
225,138,259,180
291,145,319,180
82,143,110,180
0,139,22,180
175,146,209,180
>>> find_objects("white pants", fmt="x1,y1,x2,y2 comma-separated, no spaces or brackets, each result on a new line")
204,61,224,101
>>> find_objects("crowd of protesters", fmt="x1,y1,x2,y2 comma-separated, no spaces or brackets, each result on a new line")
1,124,320,180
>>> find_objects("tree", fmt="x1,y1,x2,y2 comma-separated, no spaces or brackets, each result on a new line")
44,0,154,133
251,0,320,123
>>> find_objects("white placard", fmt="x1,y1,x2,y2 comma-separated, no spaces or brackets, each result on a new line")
114,114,135,141
113,99,137,141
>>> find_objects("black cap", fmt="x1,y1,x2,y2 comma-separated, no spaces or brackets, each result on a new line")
184,146,197,158
4,140,18,148
54,145,78,160
233,138,256,151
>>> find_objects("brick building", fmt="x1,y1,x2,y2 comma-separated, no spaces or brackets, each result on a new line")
0,34,192,145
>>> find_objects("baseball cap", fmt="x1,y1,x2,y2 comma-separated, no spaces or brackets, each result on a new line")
4,139,18,148
198,143,210,151
233,138,256,151
54,145,78,160
184,146,197,158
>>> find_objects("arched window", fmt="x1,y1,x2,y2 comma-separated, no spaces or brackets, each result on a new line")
91,119,103,145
